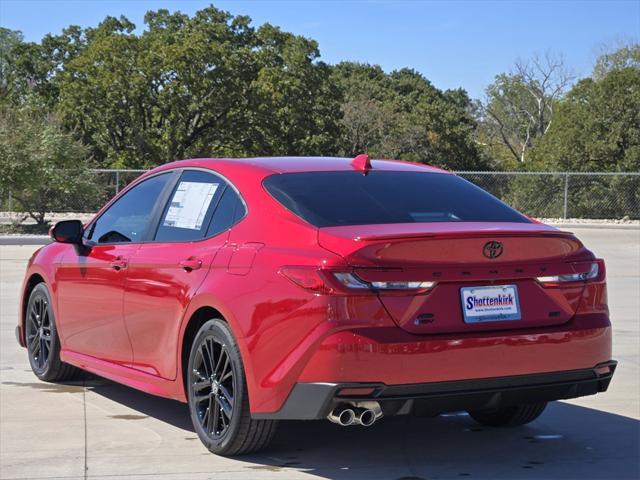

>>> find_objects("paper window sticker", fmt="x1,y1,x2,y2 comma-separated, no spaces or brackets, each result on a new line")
163,182,219,230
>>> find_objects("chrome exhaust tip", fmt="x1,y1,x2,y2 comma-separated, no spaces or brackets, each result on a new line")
359,408,376,426
327,406,356,426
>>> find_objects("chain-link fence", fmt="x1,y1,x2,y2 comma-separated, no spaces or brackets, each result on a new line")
1,170,639,226
457,171,639,219
0,169,147,222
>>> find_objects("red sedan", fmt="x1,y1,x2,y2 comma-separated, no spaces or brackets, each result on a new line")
17,156,615,455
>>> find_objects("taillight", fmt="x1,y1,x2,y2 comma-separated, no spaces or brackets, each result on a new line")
333,272,435,291
537,260,604,287
278,266,334,294
279,267,436,295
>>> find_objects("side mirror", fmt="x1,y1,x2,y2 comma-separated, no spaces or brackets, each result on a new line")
50,220,84,244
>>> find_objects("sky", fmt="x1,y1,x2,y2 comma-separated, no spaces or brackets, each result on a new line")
1,0,639,99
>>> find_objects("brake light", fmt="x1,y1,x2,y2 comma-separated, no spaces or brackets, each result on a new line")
537,261,603,286
279,267,436,295
278,266,334,294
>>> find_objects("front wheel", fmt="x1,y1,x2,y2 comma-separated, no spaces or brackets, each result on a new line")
187,319,277,456
26,283,79,382
468,402,547,427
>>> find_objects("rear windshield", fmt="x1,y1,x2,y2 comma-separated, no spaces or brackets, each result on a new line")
263,171,530,227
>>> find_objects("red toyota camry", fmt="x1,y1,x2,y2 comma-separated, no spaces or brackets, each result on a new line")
17,156,615,455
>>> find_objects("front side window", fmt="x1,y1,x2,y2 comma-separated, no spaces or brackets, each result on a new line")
87,172,172,243
263,171,530,227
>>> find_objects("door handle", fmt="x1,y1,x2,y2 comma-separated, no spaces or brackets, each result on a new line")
110,257,128,270
179,257,202,272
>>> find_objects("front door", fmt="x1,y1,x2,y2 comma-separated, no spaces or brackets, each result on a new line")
56,171,175,364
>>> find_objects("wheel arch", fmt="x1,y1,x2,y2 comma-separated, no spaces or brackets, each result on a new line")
177,297,255,404
19,273,46,346
180,306,225,399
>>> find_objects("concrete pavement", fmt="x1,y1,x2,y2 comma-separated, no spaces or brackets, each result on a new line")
1,227,639,480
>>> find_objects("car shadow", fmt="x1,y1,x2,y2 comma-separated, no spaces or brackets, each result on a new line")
88,377,640,480
86,375,194,431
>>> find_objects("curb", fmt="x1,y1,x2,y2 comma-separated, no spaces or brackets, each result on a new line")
0,236,51,246
545,223,640,230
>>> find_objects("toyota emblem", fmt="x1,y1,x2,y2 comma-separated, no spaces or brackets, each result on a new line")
483,241,503,259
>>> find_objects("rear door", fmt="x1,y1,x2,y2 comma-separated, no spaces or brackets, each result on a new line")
57,172,174,363
124,169,246,380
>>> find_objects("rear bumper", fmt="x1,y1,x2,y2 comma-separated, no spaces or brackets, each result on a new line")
253,360,617,420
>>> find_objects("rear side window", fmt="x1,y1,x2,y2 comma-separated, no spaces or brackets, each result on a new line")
155,170,225,242
206,187,245,237
263,171,530,227
87,172,172,243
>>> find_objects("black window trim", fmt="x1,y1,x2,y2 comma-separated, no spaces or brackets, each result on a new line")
84,167,248,246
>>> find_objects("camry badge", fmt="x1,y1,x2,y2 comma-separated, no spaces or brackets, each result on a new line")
483,241,503,259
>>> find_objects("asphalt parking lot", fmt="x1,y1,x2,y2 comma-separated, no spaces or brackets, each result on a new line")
1,227,638,480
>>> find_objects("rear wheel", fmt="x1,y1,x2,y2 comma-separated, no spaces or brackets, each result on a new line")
187,319,277,456
468,402,547,427
26,283,79,382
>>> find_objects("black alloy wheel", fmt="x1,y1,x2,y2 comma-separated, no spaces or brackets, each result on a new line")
190,335,235,439
26,290,53,373
187,319,277,456
25,283,79,382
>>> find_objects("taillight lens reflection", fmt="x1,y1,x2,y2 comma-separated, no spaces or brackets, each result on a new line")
537,261,603,287
279,267,435,295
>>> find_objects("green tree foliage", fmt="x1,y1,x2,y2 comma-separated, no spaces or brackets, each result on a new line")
523,66,640,218
245,24,342,156
480,52,573,165
0,105,100,227
1,7,638,226
2,6,481,171
54,7,341,167
0,27,25,105
333,62,484,170
531,68,640,172
593,42,640,80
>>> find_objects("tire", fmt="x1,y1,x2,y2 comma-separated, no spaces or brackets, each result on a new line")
468,402,548,427
187,319,278,456
25,283,79,382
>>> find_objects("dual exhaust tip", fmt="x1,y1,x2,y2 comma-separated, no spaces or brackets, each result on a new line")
328,404,379,427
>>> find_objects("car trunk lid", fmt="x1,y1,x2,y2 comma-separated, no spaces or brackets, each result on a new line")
318,222,594,334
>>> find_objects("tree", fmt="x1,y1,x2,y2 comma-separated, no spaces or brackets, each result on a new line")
56,9,256,167
528,67,640,218
0,28,24,105
481,52,573,164
332,63,397,156
53,6,342,168
332,62,484,170
0,105,99,228
531,67,640,172
593,42,640,80
240,23,342,156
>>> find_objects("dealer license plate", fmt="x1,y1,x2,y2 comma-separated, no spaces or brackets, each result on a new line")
460,285,521,323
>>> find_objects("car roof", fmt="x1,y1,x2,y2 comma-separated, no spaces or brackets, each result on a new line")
156,156,451,176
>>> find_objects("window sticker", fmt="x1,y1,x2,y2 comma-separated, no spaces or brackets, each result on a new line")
163,181,219,230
